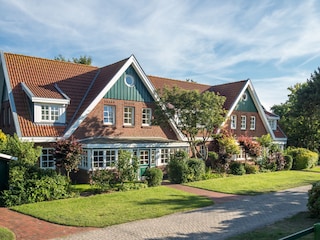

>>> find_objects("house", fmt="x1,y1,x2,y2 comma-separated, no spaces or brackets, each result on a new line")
0,52,286,182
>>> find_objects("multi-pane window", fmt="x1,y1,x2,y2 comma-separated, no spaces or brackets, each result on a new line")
142,108,152,126
268,120,277,130
230,115,237,129
241,116,246,130
106,150,116,167
151,149,156,165
250,116,256,130
103,105,115,125
80,150,88,168
160,149,170,164
93,150,104,168
40,148,55,169
124,107,134,125
139,150,149,165
41,105,59,122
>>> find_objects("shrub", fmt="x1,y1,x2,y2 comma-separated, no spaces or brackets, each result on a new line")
168,158,188,183
283,154,293,170
0,169,72,207
244,163,258,174
186,158,205,182
287,148,319,170
145,167,163,187
308,181,320,217
229,161,245,175
90,169,118,192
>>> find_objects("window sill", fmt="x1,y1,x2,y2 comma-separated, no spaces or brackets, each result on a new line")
141,125,152,129
123,125,135,128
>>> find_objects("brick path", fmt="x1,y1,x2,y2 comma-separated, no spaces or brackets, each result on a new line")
0,184,311,240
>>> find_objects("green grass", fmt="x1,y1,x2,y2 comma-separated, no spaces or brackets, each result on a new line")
0,227,15,240
227,211,320,240
186,170,320,195
11,186,213,227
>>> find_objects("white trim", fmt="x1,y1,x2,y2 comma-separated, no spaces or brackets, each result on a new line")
20,137,62,142
21,82,70,105
0,153,17,161
82,141,189,149
0,51,22,137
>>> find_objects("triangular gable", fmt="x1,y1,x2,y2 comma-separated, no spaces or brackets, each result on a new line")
104,65,154,102
222,80,276,140
234,89,258,112
63,55,160,138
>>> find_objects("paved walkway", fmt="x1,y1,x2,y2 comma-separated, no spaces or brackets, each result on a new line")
0,184,311,240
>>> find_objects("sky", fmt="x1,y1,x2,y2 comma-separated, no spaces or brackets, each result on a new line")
1,0,320,111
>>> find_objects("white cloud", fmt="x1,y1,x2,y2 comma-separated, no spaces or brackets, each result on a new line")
0,0,319,109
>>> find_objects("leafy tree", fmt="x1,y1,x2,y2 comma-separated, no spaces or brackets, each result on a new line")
154,86,226,160
272,69,320,152
54,54,92,65
0,129,7,151
238,135,262,160
52,137,83,180
116,150,139,184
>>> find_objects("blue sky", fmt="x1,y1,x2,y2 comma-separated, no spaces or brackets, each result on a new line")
1,0,320,111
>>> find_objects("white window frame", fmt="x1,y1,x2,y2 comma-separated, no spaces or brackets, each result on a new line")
124,106,135,126
40,148,55,169
231,115,237,129
268,120,277,130
250,116,256,130
103,105,115,125
160,148,170,164
80,150,88,169
105,150,116,167
142,108,152,126
34,103,66,123
241,116,246,130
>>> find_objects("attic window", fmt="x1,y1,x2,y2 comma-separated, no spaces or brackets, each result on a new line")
242,93,248,101
125,74,135,87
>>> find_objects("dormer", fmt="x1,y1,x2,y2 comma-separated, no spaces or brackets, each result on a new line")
265,110,280,131
21,82,70,124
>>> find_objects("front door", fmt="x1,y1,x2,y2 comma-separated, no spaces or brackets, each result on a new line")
139,149,149,178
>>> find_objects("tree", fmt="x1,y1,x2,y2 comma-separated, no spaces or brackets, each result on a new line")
154,86,226,160
54,54,92,65
52,137,83,180
271,69,320,152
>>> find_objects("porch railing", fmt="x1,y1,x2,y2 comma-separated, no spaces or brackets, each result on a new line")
279,223,320,240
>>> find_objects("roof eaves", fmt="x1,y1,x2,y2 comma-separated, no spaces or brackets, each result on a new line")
1,51,22,137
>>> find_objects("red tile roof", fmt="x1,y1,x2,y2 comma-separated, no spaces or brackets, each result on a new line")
4,53,126,137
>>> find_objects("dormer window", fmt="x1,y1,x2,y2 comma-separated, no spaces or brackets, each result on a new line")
21,82,70,124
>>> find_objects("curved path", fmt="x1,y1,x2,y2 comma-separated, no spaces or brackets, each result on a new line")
53,185,310,240
0,185,310,240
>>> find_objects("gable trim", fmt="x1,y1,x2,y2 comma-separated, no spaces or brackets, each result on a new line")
63,55,160,138
0,51,21,137
221,79,276,140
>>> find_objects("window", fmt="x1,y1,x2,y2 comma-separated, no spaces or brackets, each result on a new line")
124,74,135,87
104,105,115,125
93,150,104,168
80,150,88,168
242,93,248,101
151,149,156,165
142,108,152,126
124,107,134,125
250,116,256,130
139,150,149,165
41,105,59,122
241,116,246,130
160,149,170,164
230,115,237,129
105,150,116,167
268,120,277,130
40,148,55,169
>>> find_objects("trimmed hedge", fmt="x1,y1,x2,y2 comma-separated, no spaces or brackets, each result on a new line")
286,148,318,170
308,181,320,217
145,167,163,187
229,161,245,175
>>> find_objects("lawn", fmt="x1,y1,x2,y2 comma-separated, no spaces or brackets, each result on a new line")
186,170,320,195
227,211,320,240
11,186,213,227
0,227,15,240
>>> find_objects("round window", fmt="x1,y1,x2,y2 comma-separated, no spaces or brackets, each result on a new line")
125,74,135,87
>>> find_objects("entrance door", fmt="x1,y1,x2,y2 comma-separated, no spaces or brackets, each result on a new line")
139,149,150,178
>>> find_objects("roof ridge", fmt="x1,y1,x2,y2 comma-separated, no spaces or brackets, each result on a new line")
148,75,211,87
212,79,248,88
4,52,99,68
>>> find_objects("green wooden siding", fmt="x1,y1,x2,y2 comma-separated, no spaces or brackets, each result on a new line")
104,66,154,102
235,90,258,112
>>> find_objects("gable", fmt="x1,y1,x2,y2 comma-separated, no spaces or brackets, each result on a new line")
235,90,258,112
104,66,154,102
